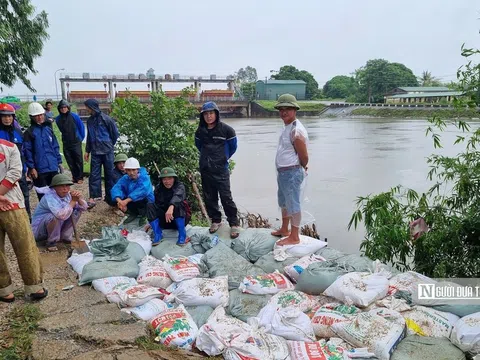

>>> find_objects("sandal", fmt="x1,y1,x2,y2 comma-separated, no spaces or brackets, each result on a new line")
230,226,241,239
87,201,96,210
209,222,222,234
47,244,58,252
0,294,15,303
29,288,48,301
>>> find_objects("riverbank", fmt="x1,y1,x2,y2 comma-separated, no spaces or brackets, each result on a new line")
252,100,327,117
349,107,480,119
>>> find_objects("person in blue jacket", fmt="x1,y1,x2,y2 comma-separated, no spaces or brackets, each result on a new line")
23,102,63,201
84,99,119,209
0,103,31,220
111,157,154,225
55,100,85,184
194,101,240,239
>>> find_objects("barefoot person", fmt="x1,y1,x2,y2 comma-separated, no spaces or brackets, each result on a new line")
271,94,309,246
0,139,47,302
195,101,240,239
31,174,88,252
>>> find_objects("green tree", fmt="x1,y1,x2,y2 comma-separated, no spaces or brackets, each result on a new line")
111,90,201,210
354,59,418,103
235,66,258,83
0,0,49,91
271,65,319,100
418,70,443,87
322,75,358,99
348,44,480,277
240,82,256,101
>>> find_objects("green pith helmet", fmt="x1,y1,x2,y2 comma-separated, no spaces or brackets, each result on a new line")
50,174,73,187
159,167,177,178
274,93,300,110
114,153,128,163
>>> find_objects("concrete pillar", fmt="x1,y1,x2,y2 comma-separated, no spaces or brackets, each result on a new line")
60,80,66,100
227,81,234,91
150,81,155,91
108,81,113,101
196,82,202,101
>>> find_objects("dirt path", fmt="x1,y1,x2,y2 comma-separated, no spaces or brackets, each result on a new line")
0,175,206,360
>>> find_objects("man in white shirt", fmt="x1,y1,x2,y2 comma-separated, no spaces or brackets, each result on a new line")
271,94,309,246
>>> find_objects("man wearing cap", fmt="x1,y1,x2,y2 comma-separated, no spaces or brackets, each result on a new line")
84,98,119,209
195,101,240,239
23,102,63,201
147,167,191,246
55,100,85,184
111,157,154,225
31,174,88,252
112,153,128,186
271,94,309,246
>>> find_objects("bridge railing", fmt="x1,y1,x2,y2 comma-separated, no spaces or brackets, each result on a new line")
61,72,235,82
69,96,247,104
330,102,456,109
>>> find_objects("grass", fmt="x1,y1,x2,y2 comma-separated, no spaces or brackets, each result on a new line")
351,107,480,119
190,212,210,227
255,100,326,112
0,304,43,360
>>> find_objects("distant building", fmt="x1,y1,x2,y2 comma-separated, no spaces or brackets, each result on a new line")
255,80,306,100
384,86,464,104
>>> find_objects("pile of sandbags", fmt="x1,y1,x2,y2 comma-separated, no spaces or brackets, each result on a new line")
65,225,478,359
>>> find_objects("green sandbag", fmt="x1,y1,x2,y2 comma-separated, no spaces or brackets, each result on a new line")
124,242,146,263
89,226,130,261
226,289,272,322
231,228,279,263
185,305,214,328
79,257,139,285
295,260,351,295
430,304,480,318
391,335,465,360
150,229,201,260
201,241,265,290
335,254,375,272
315,247,346,261
254,251,299,273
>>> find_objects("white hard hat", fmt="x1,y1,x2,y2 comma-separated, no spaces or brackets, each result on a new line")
124,157,140,169
28,102,45,116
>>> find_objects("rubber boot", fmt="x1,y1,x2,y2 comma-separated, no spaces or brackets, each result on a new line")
175,217,189,246
149,218,163,246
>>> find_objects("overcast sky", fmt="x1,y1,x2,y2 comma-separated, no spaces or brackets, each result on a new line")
6,0,480,97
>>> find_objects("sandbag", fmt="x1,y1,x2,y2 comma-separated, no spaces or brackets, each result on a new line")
331,308,406,360
391,335,466,360
163,254,201,282
402,305,459,338
106,283,163,307
311,303,360,338
295,260,351,296
287,340,346,360
284,254,326,283
126,229,152,255
226,289,272,322
254,251,299,273
79,256,139,285
231,228,279,262
323,272,390,308
450,311,480,354
388,271,436,296
315,246,346,261
250,304,315,341
335,253,377,272
239,272,295,295
150,304,198,351
165,276,229,308
188,225,234,251
185,305,214,328
124,241,146,263
201,241,266,290
150,233,200,260
89,226,131,260
137,256,172,289
268,290,320,313
273,235,327,261
92,276,137,295
67,252,93,275
121,298,171,321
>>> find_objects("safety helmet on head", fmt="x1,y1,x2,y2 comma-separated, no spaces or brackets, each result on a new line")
114,153,128,163
124,157,140,169
28,102,45,116
200,101,219,114
0,103,15,115
274,94,300,110
50,174,73,187
159,167,177,178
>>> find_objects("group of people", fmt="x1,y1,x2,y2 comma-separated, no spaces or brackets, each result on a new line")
0,92,309,303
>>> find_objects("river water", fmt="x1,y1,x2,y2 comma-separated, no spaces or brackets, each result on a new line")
224,116,471,254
